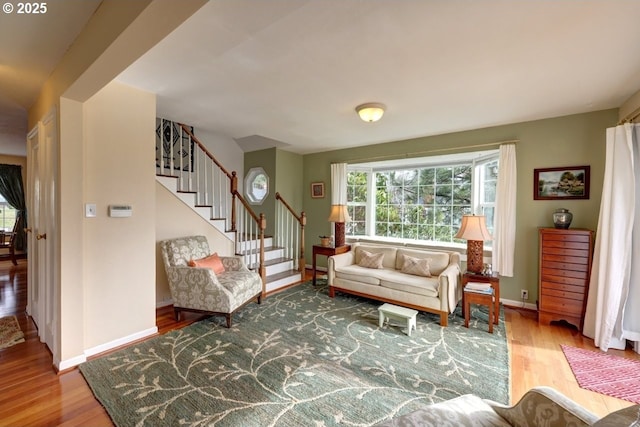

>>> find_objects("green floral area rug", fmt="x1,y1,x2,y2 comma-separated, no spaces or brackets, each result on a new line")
80,281,509,427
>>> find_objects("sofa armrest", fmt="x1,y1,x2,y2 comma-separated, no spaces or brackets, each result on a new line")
486,386,599,427
220,255,250,272
327,251,355,285
166,266,233,309
438,263,461,313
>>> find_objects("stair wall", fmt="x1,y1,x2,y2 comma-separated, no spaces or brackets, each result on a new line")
155,181,234,306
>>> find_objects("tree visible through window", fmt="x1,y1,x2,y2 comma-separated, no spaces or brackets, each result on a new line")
346,151,498,245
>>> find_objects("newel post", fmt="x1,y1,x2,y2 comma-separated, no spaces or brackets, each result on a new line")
230,171,238,232
259,213,267,295
299,212,306,273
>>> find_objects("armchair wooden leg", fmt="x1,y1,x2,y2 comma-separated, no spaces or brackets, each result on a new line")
174,307,181,322
257,295,262,305
225,314,232,328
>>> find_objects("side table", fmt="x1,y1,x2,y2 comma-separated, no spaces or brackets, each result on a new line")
312,244,351,285
464,287,495,333
462,272,500,325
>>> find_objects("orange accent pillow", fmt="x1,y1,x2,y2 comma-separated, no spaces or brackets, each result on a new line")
188,253,225,275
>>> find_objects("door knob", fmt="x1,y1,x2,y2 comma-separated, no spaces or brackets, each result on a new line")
24,228,32,233
36,233,47,240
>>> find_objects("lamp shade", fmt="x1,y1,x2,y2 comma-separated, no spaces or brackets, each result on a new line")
328,205,351,223
455,215,492,241
356,103,385,122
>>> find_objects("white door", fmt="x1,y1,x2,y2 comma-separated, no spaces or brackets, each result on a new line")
26,109,58,355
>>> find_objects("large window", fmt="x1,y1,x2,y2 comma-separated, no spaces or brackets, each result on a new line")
346,150,498,246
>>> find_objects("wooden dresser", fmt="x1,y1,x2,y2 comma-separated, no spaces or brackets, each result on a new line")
538,228,593,331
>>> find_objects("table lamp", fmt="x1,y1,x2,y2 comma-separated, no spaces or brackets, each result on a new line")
328,205,351,247
455,215,492,274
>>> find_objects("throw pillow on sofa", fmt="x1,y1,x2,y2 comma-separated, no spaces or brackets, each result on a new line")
400,254,432,277
188,253,226,274
358,250,385,269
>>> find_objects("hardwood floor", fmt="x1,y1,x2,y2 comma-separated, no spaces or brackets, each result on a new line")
0,260,637,426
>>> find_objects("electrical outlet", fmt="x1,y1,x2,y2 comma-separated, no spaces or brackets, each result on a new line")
521,289,529,300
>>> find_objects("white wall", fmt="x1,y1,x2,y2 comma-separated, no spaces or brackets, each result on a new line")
196,128,245,190
155,182,234,304
82,81,157,349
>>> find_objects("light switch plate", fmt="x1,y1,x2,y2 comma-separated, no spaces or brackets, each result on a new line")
85,203,97,218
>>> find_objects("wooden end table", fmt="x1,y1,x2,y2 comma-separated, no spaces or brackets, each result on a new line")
312,244,351,285
464,287,495,333
462,272,500,325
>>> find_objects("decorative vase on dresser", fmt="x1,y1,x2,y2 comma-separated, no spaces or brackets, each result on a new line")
538,228,593,331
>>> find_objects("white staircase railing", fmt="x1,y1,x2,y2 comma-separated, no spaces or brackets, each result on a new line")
275,193,306,274
156,119,266,293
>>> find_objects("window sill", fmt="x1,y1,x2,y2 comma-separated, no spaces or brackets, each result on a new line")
345,235,493,259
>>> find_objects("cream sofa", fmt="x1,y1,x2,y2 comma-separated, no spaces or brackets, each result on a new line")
327,243,461,326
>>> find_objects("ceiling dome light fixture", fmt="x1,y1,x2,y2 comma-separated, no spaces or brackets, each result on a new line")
356,103,386,122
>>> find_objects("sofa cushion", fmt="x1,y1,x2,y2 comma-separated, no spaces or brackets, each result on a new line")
358,250,385,269
379,272,439,298
400,254,431,277
396,248,450,276
355,245,397,269
335,265,382,285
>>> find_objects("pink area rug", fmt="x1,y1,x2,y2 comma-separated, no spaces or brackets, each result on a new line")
561,345,640,404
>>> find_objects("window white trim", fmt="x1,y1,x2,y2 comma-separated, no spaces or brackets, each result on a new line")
347,149,499,248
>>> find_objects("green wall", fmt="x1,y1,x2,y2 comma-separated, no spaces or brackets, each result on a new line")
275,149,304,212
244,147,304,237
245,148,277,236
301,109,618,303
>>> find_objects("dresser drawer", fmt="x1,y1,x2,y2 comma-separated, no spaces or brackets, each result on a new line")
541,268,588,280
541,287,584,301
539,295,583,316
541,281,585,294
542,253,589,270
540,274,587,287
542,233,591,243
541,247,590,258
543,261,589,271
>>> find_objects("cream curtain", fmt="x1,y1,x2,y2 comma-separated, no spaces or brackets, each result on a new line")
492,144,517,277
330,163,348,204
584,123,640,352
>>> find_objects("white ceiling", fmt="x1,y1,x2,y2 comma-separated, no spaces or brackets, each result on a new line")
0,0,100,156
116,0,640,154
3,1,640,157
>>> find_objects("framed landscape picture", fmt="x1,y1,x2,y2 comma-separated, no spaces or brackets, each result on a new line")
534,165,590,200
311,182,325,198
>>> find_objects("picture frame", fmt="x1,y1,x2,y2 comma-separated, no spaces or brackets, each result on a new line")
311,182,325,199
534,165,590,200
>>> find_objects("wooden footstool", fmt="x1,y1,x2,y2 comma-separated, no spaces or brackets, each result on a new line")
463,288,495,333
378,303,418,336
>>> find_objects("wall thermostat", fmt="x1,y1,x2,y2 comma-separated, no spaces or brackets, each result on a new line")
109,205,133,217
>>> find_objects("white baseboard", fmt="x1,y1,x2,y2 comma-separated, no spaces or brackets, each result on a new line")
306,264,327,272
156,299,173,308
85,326,158,358
501,298,537,311
57,326,159,371
57,354,87,372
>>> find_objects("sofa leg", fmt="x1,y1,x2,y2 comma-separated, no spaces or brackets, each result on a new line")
439,312,448,327
225,314,232,328
256,295,262,305
328,286,335,298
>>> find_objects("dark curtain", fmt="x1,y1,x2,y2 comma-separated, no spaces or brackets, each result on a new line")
0,164,27,251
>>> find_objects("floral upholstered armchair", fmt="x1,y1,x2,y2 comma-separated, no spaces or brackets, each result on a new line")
159,235,262,327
